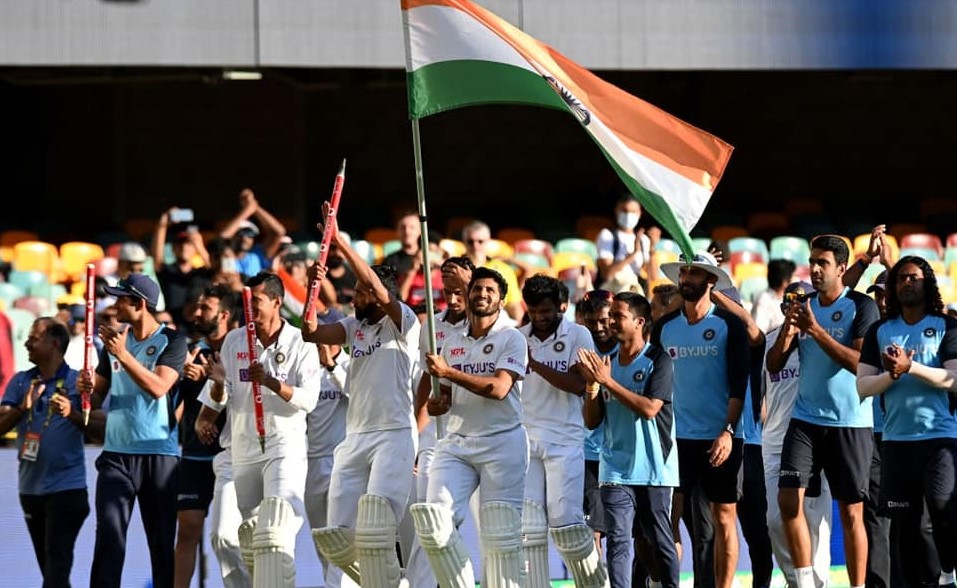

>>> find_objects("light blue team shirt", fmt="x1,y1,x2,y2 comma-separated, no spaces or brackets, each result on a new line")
584,343,618,462
651,304,749,440
742,384,762,445
2,363,86,495
96,325,188,456
236,245,270,278
860,314,957,441
793,288,878,428
598,344,678,487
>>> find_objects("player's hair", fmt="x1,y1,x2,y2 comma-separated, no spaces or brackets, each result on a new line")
884,255,943,318
370,265,400,299
204,284,238,322
469,267,508,299
247,271,285,301
767,259,797,290
810,235,850,266
651,283,679,307
34,317,70,355
441,255,475,272
522,274,568,307
614,292,652,334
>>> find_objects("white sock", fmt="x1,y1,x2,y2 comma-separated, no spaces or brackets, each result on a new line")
795,567,815,588
852,585,864,588
941,570,956,585
649,581,663,588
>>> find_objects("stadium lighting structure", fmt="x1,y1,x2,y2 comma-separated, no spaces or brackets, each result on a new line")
222,69,262,81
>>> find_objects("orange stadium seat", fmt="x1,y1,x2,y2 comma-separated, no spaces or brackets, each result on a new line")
13,241,60,279
852,233,899,262
575,216,613,242
887,223,926,242
60,241,105,283
0,245,13,263
123,218,156,241
445,217,478,240
711,225,748,243
746,211,789,239
495,227,536,244
0,230,39,246
485,239,514,260
364,227,395,245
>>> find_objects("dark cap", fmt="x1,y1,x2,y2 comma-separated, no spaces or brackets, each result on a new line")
866,270,888,294
69,304,87,324
283,245,307,264
103,274,161,308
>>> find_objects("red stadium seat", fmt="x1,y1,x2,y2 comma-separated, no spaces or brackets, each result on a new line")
513,239,554,263
900,233,944,257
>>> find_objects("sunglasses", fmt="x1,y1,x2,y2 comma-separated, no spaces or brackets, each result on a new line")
466,239,486,245
118,279,151,303
582,289,614,302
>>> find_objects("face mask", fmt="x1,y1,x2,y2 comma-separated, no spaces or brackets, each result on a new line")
220,257,239,274
327,257,344,269
617,211,640,230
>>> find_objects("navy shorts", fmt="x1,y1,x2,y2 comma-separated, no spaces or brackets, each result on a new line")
677,438,743,504
778,419,872,503
177,458,216,513
583,459,606,535
880,438,957,516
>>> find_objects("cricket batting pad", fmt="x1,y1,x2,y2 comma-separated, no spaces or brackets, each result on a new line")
481,501,526,588
313,526,362,584
551,523,609,588
252,497,298,588
355,494,404,588
410,502,475,588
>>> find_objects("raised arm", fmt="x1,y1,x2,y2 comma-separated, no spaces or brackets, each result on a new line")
333,227,404,328
246,189,288,258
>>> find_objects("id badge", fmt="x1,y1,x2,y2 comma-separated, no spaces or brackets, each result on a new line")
20,432,41,462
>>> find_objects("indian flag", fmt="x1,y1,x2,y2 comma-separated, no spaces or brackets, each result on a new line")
402,0,734,256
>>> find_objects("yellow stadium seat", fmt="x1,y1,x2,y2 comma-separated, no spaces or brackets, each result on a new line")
852,233,899,264
553,251,596,273
1,230,39,246
439,239,467,258
0,245,13,263
733,262,768,284
13,241,60,279
496,227,536,244
60,241,105,283
485,239,514,260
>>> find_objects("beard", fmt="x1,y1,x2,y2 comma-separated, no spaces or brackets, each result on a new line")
469,301,499,318
679,281,708,302
327,257,344,269
192,319,217,336
355,304,374,322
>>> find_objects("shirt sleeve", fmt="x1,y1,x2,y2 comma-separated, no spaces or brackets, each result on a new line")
646,348,674,402
725,313,750,401
596,229,614,260
198,379,227,412
95,346,111,380
859,321,883,369
851,294,880,340
568,324,596,366
340,316,359,347
496,330,529,380
939,317,957,363
286,340,322,413
157,331,188,374
1,372,26,406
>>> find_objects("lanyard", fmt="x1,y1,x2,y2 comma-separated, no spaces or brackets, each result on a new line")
25,378,65,434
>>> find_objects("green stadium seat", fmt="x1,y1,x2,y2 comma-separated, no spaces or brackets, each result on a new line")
382,240,402,258
769,236,811,263
554,238,598,260
6,307,36,372
9,270,48,291
738,276,769,306
0,283,25,307
899,247,941,262
655,238,682,255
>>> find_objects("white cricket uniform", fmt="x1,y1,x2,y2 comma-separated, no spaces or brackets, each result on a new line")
427,314,529,524
198,385,250,588
326,304,420,527
210,322,322,529
520,317,594,527
305,351,350,588
762,327,832,588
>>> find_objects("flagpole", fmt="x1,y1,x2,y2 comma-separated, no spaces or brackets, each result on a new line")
411,117,445,440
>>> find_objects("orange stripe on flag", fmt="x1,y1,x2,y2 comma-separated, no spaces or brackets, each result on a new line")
402,0,732,190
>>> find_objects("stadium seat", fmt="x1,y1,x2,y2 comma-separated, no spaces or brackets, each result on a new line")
900,233,944,257
0,283,25,307
554,238,598,260
513,252,550,270
728,237,770,261
60,241,105,283
854,263,886,294
887,223,927,242
575,216,613,242
29,283,68,311
655,238,682,255
746,211,789,239
9,270,48,291
852,233,899,262
729,251,765,269
351,240,378,265
0,230,40,247
711,225,748,243
14,295,51,318
738,276,769,305
381,240,402,258
297,241,322,260
692,237,713,252
13,241,60,279
929,259,946,277
94,256,119,278
769,236,810,263
496,227,536,244
364,227,394,245
445,217,478,241
553,251,596,273
439,238,467,258
122,218,156,241
0,246,12,263
652,250,680,269
514,239,554,262
733,262,768,284
485,239,514,260
899,247,941,262
6,307,36,371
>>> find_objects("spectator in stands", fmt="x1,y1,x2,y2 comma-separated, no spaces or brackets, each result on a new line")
462,220,524,320
323,240,357,312
381,209,422,280
752,259,796,333
103,241,168,313
0,318,96,588
398,231,446,312
62,303,100,371
218,188,288,278
650,283,679,321
0,309,15,394
154,210,212,331
205,238,245,293
596,194,659,294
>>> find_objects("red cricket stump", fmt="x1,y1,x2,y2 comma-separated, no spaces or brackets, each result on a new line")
242,287,267,453
82,264,95,426
303,158,346,322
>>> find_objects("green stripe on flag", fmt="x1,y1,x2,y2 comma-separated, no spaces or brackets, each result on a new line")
407,60,567,119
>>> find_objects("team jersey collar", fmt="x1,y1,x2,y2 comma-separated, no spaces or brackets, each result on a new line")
683,302,716,325
465,312,511,341
26,361,71,387
523,315,571,343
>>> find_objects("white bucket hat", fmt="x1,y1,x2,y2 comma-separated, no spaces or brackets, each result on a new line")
660,251,734,291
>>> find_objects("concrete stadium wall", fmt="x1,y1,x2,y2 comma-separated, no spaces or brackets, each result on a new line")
2,0,957,69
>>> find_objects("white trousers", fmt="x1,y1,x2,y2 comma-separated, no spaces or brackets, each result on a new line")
210,451,252,588
764,450,832,588
525,438,586,527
